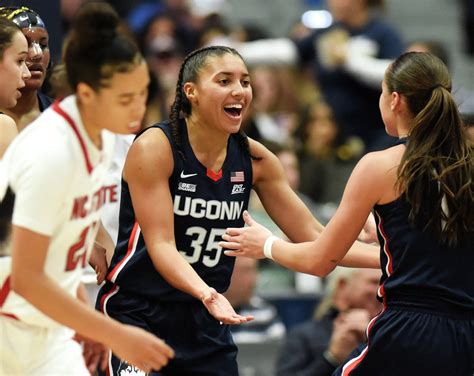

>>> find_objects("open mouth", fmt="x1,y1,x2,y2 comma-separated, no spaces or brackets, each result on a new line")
224,104,243,118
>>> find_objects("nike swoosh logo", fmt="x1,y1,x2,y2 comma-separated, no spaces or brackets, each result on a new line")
180,172,198,179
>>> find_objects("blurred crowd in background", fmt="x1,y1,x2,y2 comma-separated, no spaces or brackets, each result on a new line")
2,1,473,372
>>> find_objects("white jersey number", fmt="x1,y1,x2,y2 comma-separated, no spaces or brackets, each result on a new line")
65,222,97,271
179,227,225,267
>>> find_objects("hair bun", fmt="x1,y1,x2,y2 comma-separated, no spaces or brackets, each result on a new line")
72,2,119,43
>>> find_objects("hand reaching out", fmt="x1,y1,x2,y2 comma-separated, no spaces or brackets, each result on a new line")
109,325,174,373
220,211,273,259
89,241,109,285
74,333,109,374
201,288,253,325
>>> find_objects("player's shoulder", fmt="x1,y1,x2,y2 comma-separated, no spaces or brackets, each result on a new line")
357,143,404,171
125,126,173,178
350,144,405,196
0,113,16,131
131,126,170,155
248,137,277,160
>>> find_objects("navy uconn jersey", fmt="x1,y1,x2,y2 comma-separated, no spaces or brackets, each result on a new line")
373,193,474,311
106,119,252,301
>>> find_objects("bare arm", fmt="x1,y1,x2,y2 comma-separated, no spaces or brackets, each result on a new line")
250,139,323,242
124,129,252,324
223,152,389,275
0,115,18,158
90,221,115,284
343,37,390,89
10,226,174,372
238,38,299,66
249,140,379,269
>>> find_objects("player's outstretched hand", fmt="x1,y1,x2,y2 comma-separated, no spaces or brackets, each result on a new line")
201,288,254,325
110,325,174,373
220,211,272,259
89,241,108,285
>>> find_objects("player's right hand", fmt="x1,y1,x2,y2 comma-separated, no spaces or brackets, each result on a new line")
111,325,174,373
221,211,272,259
201,287,254,325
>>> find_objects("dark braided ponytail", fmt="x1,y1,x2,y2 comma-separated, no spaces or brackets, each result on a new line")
169,45,258,160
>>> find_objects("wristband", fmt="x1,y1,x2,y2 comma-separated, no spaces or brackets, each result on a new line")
263,235,279,260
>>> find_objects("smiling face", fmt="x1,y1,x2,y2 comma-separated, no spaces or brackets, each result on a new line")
22,26,50,92
184,53,252,135
0,30,30,108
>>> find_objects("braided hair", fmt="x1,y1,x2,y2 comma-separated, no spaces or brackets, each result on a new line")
169,45,257,160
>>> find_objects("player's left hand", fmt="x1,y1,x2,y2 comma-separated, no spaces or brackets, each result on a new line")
74,333,109,374
89,241,109,285
220,211,272,259
201,288,253,325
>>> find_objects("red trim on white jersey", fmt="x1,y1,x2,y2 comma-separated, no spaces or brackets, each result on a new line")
0,276,19,321
107,222,141,282
0,275,11,307
52,101,93,174
0,312,19,320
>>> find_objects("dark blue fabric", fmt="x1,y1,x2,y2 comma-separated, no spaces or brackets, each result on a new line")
332,308,474,375
97,284,238,375
37,92,53,112
104,119,253,301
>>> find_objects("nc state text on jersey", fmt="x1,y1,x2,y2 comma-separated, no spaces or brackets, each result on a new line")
70,185,116,219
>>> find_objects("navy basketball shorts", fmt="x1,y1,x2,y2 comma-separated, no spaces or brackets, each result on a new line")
96,283,238,376
333,303,474,376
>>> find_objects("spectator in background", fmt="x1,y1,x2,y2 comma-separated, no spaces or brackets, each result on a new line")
246,65,300,145
342,38,474,114
247,142,326,293
295,100,361,204
0,6,53,131
136,11,186,126
462,0,474,55
225,257,286,343
275,268,382,376
239,0,405,152
462,111,474,143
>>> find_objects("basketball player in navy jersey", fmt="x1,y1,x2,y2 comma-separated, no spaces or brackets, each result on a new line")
96,46,380,375
223,52,473,375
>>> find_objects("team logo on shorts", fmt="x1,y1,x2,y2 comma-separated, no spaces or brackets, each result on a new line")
117,360,148,376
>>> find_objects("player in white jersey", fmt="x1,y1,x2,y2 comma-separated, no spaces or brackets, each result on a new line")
100,134,134,245
0,3,174,375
